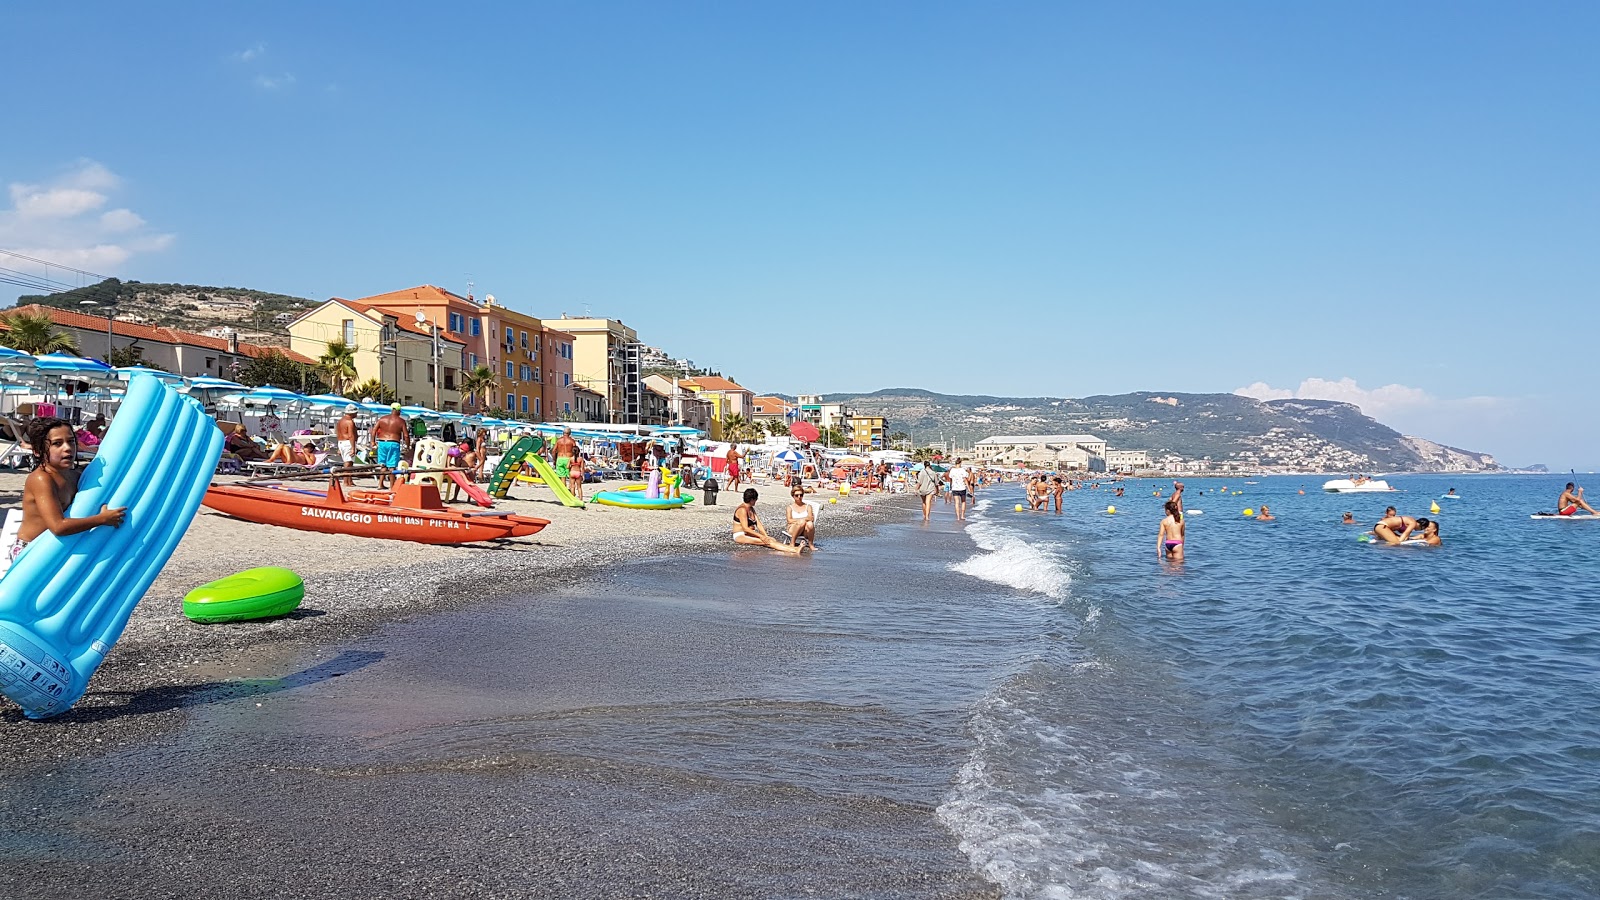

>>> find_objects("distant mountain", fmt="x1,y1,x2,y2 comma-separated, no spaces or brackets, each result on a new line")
815,388,1498,473
14,278,312,347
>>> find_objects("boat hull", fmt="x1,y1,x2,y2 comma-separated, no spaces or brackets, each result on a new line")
203,484,548,544
1323,479,1396,493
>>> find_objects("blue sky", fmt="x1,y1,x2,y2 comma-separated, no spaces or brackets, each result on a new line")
3,2,1596,468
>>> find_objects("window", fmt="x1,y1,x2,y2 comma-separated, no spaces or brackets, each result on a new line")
520,394,529,414
562,373,570,387
447,311,464,333
519,364,531,381
564,343,573,359
505,360,514,378
469,353,478,369
404,360,413,380
470,319,481,336
563,402,571,414
342,319,355,345
519,330,528,348
534,398,541,417
427,364,435,384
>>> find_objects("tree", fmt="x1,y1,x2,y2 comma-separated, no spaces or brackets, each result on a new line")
721,413,757,443
817,426,847,448
0,311,77,355
239,350,327,394
108,345,167,370
765,419,790,437
318,340,358,395
347,378,396,405
459,365,497,412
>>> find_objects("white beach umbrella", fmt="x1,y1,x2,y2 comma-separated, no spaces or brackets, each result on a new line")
775,448,805,463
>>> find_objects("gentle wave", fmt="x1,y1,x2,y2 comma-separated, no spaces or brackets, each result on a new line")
950,502,1072,599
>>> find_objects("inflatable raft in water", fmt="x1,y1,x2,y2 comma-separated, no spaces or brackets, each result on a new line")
0,375,222,719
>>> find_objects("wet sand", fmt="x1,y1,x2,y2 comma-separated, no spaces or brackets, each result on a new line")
1,478,994,898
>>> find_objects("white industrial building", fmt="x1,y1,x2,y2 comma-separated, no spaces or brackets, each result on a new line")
1103,449,1151,472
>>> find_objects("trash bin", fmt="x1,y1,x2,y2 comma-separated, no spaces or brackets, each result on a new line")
703,477,719,506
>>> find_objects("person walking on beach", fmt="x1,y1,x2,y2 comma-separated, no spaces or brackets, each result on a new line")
14,418,126,562
1557,482,1597,516
335,406,359,483
371,404,408,488
554,427,579,494
726,444,742,491
733,488,802,554
946,458,972,522
915,461,942,522
1157,499,1184,562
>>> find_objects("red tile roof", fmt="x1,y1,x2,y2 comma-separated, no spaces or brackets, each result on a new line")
752,396,788,414
354,284,474,308
326,298,466,343
4,304,317,364
681,375,749,393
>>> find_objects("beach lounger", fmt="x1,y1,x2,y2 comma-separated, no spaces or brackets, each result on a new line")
0,417,31,471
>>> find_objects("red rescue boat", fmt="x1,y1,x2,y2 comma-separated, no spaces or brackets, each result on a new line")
203,480,549,545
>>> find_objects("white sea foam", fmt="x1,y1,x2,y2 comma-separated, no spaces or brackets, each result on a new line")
950,505,1072,599
937,689,1313,900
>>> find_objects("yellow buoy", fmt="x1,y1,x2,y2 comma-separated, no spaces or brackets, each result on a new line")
829,497,838,504
1014,504,1024,512
1430,502,1441,514
1243,508,1254,516
1152,490,1159,496
1106,505,1116,514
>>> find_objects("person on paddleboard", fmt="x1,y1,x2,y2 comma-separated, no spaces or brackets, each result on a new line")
1557,483,1597,517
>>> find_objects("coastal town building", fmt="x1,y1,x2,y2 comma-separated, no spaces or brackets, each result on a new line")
554,316,639,424
11,303,317,381
850,415,887,451
974,434,1113,470
571,385,607,423
641,374,715,433
751,396,791,426
1103,449,1151,473
288,299,466,408
795,394,853,433
678,375,754,439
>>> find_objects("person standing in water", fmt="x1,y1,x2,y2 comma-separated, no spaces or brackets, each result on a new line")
1157,499,1184,561
14,418,126,562
945,458,972,521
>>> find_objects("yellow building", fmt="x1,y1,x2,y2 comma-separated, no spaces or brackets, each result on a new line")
851,415,887,451
549,316,639,423
288,299,464,408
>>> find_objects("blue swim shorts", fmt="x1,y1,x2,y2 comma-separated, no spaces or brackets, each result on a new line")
377,440,402,469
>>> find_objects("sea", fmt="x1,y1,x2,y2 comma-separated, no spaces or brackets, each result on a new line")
5,473,1597,899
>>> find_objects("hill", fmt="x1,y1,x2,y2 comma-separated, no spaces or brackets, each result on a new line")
14,278,312,347
817,388,1498,473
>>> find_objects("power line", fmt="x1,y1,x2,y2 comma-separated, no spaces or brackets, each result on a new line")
0,249,114,297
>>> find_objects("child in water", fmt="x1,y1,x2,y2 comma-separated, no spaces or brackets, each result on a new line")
13,418,126,562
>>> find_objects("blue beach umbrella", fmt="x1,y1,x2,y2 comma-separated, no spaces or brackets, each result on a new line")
400,405,442,419
114,365,185,385
33,352,116,380
234,385,308,410
775,448,805,463
302,393,356,408
184,375,247,394
0,346,35,367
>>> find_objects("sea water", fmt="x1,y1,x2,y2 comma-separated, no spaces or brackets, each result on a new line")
6,475,1597,899
934,474,1600,899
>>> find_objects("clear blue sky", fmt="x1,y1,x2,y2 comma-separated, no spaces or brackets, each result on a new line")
3,2,1596,468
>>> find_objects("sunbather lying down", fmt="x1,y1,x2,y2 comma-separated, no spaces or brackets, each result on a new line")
266,441,316,466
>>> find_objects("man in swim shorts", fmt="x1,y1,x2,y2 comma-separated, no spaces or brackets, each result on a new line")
554,426,578,483
1558,482,1597,516
371,403,409,488
335,405,359,482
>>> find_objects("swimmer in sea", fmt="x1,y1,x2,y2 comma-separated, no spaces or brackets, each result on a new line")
1374,514,1424,545
1255,504,1275,522
1557,482,1597,516
1341,512,1357,525
1445,487,1458,497
1157,499,1184,561
1417,519,1442,546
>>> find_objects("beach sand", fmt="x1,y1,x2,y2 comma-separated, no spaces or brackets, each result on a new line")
0,474,997,899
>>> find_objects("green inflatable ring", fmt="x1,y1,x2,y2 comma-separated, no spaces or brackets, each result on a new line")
184,566,305,623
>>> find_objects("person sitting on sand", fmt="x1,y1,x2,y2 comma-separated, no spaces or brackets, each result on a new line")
733,488,803,554
1374,514,1423,544
14,417,126,562
1157,499,1184,561
785,487,819,550
1342,512,1357,525
1558,482,1597,516
1256,504,1275,522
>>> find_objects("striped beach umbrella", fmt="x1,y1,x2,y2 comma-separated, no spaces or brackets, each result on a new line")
184,375,247,393
33,352,117,380
114,365,185,385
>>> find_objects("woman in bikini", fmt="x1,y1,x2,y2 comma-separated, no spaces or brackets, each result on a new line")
733,488,803,554
13,418,126,563
785,487,819,550
1157,499,1185,561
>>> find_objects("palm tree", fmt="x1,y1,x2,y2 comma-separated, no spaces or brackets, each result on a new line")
347,378,396,405
765,419,790,437
721,413,755,443
318,340,358,396
0,310,77,355
459,364,497,412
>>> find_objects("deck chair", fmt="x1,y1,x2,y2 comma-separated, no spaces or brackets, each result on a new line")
0,508,21,577
0,417,32,471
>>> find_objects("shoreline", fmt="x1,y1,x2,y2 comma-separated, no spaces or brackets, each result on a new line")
0,471,920,760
